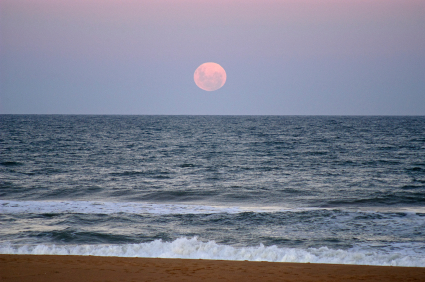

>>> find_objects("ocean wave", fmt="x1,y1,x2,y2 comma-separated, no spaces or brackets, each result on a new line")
2,200,424,215
323,192,425,206
0,200,282,215
0,161,24,167
1,237,424,267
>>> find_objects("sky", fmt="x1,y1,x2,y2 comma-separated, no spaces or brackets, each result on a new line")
1,0,424,115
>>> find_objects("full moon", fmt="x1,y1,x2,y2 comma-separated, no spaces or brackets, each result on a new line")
194,62,227,91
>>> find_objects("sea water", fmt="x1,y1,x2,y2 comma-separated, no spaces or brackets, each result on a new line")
1,115,424,266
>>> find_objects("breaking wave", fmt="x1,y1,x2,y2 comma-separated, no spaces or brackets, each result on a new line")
1,237,424,267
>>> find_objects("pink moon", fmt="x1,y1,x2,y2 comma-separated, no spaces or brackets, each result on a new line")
194,62,227,91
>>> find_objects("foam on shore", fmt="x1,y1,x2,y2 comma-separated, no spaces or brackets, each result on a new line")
1,237,424,267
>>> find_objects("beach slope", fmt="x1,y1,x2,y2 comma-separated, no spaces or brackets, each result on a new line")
1,255,424,282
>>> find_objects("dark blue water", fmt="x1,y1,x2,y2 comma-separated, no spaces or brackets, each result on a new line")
1,115,424,266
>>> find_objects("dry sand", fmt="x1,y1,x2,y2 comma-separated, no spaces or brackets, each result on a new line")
1,254,424,282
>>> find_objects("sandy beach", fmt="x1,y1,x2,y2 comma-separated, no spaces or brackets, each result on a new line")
1,255,424,282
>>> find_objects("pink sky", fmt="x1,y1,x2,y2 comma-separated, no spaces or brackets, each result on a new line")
1,0,424,114
4,0,423,59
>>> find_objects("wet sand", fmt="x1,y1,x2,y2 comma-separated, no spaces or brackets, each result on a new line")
1,254,424,282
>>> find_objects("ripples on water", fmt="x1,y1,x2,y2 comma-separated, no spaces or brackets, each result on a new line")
1,115,424,266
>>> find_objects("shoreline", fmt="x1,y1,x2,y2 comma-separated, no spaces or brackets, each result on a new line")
1,255,425,282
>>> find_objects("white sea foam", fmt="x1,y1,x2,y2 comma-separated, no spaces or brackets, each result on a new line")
2,200,422,215
0,200,302,215
1,237,424,267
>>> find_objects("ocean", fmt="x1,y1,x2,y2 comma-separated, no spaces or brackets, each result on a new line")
1,115,424,266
